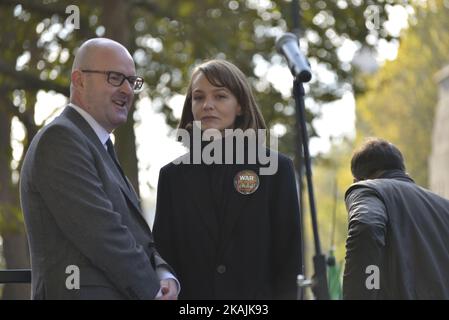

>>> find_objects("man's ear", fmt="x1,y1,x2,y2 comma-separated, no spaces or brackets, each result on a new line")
71,70,84,90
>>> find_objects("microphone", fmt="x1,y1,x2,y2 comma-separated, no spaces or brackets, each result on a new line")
275,32,312,82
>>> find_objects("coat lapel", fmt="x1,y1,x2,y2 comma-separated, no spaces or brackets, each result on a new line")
62,107,148,230
100,155,152,234
100,148,142,214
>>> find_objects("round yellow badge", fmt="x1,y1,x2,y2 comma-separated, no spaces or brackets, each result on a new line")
234,170,260,195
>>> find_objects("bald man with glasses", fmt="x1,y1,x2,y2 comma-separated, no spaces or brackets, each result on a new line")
20,38,179,300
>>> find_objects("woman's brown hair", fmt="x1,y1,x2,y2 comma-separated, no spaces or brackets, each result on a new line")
178,59,266,131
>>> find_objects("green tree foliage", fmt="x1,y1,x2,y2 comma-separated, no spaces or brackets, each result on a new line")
0,0,406,154
356,0,449,186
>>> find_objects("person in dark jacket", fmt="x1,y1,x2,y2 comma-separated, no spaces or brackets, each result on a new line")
20,38,178,300
153,59,302,300
343,137,449,299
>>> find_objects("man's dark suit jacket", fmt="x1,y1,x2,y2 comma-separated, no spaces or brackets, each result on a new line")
20,106,172,299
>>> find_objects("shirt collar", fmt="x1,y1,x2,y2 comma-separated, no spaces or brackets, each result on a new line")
68,103,110,146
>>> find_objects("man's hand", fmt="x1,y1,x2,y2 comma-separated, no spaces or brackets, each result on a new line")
156,278,178,300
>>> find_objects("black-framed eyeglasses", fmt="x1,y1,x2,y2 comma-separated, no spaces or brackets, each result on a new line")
81,70,144,93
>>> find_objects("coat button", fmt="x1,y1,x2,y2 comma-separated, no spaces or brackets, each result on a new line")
216,265,226,274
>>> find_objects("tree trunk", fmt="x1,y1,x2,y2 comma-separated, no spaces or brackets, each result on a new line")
0,106,30,299
102,0,140,196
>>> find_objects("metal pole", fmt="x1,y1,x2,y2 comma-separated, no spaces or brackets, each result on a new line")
293,79,330,300
291,0,306,300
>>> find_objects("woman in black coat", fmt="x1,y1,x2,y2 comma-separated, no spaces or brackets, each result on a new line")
153,59,302,300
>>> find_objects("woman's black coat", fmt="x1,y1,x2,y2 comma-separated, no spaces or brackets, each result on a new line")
153,150,302,300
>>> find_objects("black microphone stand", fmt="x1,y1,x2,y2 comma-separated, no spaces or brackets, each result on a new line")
293,78,330,300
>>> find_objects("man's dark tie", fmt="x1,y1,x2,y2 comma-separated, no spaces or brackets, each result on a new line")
105,138,130,190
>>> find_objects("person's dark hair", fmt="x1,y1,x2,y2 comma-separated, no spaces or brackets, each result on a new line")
178,59,266,131
351,138,406,181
